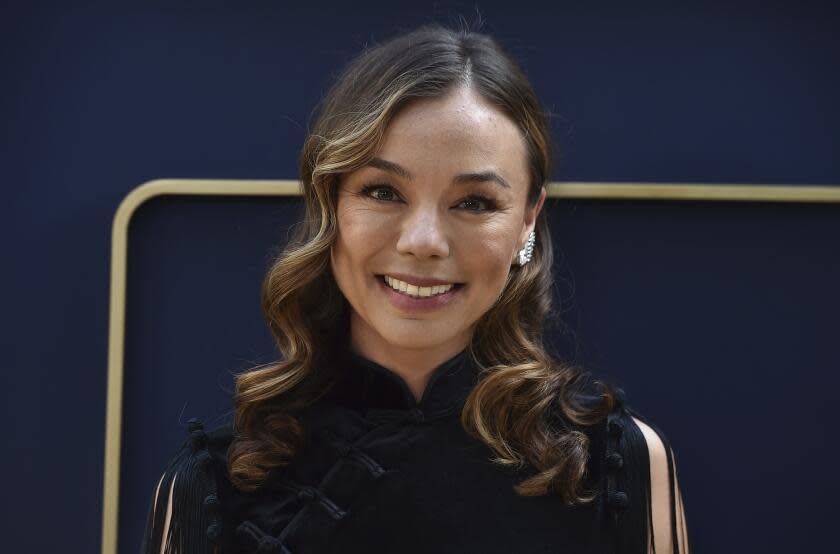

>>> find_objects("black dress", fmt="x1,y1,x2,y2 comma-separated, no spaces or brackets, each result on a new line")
142,342,684,554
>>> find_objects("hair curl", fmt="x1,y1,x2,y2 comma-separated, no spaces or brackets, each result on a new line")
228,22,617,504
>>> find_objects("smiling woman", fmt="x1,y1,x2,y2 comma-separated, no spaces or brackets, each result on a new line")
330,85,544,400
142,22,690,554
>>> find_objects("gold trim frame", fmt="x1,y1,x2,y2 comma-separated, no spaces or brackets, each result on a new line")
101,179,840,554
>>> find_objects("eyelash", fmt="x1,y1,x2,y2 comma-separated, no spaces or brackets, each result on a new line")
358,183,499,213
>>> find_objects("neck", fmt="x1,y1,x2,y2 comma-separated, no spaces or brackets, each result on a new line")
348,315,472,403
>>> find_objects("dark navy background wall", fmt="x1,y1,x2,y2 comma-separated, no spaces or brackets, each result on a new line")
4,1,839,552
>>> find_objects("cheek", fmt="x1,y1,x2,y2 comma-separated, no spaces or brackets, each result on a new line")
338,203,383,242
333,207,382,278
463,228,517,284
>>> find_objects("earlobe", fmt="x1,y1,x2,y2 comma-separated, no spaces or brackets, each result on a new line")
512,187,545,267
521,186,547,245
533,186,547,220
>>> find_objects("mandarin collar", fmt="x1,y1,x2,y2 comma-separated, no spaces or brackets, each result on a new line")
326,342,478,419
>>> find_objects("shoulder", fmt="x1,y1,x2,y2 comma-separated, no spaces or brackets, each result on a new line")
604,390,690,554
629,414,686,554
160,419,234,486
141,419,234,554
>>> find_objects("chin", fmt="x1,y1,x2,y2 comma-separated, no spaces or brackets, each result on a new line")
379,332,449,351
375,324,461,351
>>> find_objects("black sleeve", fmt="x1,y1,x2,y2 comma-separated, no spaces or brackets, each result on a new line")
604,389,690,554
141,419,223,554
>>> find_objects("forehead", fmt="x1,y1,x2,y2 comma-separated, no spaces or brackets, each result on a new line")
375,86,529,185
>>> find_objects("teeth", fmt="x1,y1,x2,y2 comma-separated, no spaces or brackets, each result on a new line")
384,275,456,298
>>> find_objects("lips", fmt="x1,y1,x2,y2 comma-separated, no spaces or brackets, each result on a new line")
375,273,464,312
376,275,465,290
377,273,464,287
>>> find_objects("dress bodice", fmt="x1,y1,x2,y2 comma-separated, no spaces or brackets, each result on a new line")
142,343,675,554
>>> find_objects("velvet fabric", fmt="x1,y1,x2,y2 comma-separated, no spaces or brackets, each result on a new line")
142,340,678,554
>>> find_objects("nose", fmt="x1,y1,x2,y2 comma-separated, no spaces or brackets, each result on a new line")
395,204,451,259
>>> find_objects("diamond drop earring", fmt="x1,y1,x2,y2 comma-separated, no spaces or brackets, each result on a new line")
517,230,536,266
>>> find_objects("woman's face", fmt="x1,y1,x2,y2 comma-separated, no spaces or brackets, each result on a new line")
331,85,546,357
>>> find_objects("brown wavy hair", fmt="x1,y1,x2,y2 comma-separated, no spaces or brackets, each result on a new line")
228,22,616,504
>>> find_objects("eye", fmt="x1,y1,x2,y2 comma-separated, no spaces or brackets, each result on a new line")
359,183,400,202
358,183,498,213
458,195,499,213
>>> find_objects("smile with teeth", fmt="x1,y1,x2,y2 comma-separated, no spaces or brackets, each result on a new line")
382,275,460,298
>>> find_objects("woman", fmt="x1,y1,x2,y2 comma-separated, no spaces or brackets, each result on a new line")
143,23,690,554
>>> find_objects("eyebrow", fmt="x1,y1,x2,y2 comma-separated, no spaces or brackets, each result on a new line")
365,157,511,189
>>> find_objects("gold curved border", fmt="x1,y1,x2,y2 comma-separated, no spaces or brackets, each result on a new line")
552,182,840,203
101,179,299,554
101,179,840,554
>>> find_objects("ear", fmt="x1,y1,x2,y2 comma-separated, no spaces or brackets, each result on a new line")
513,186,547,263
